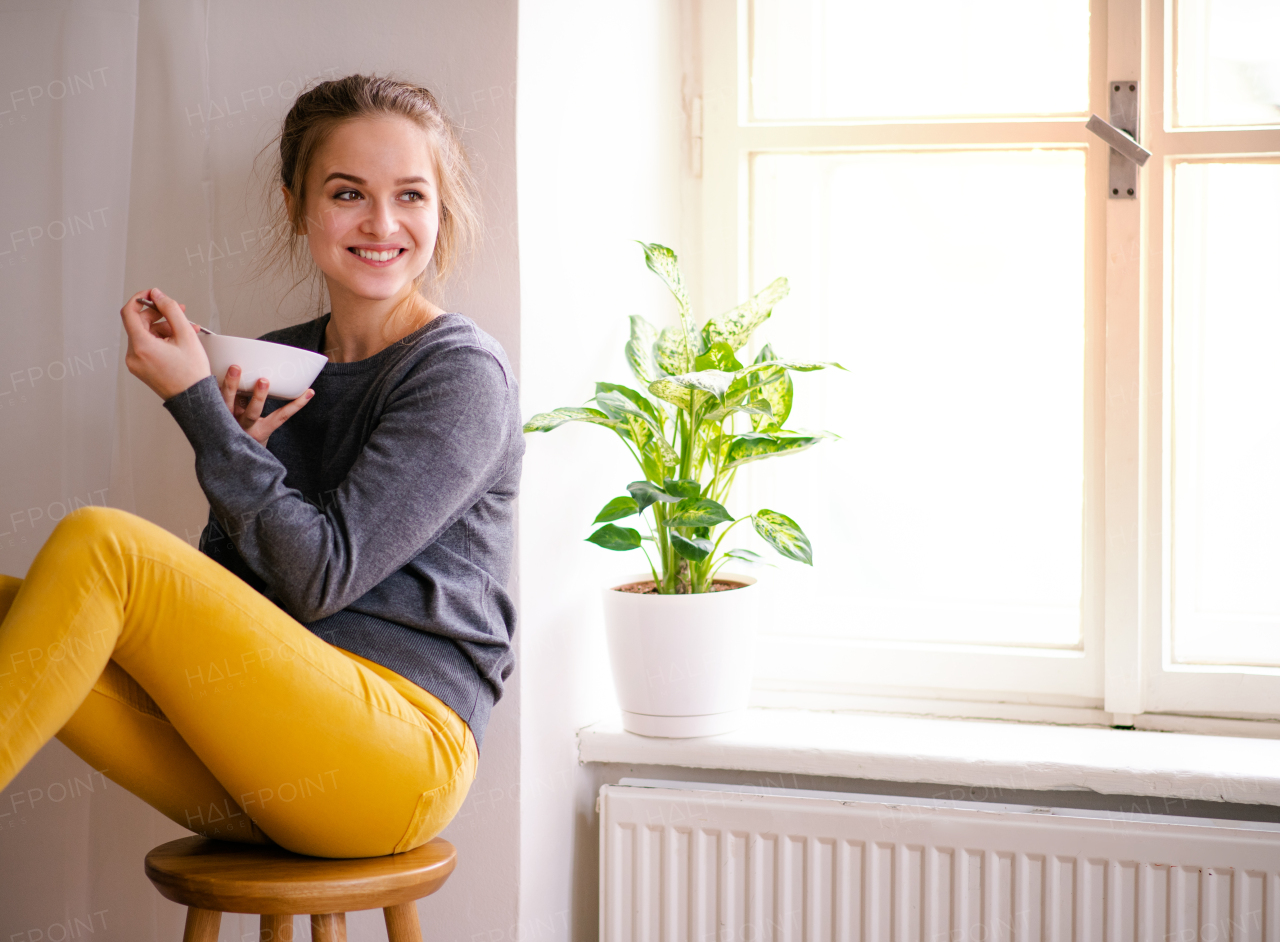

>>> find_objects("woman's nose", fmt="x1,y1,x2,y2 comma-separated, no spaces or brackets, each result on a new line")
362,198,398,237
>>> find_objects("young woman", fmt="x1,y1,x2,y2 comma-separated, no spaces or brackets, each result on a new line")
0,75,523,859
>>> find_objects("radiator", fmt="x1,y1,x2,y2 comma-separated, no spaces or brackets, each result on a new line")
599,780,1280,942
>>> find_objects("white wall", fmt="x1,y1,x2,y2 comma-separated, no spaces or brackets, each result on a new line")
516,4,699,939
1,3,521,942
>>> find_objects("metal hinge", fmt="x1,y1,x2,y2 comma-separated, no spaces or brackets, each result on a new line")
1085,81,1151,199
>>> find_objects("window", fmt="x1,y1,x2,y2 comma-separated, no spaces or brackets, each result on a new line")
699,0,1280,727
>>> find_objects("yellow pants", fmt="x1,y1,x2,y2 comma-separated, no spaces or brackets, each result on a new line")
0,506,477,858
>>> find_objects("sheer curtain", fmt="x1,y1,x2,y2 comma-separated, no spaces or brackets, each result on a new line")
1,0,138,577
0,2,520,939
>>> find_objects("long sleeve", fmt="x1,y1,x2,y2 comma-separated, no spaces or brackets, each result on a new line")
162,343,517,625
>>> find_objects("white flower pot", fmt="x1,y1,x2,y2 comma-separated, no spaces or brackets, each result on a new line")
602,572,760,738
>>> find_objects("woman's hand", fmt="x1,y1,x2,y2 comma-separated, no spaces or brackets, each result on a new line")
218,366,315,446
120,288,211,400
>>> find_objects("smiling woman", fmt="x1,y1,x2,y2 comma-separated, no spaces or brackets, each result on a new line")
0,75,522,859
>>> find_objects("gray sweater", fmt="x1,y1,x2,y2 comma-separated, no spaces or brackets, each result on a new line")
162,312,524,748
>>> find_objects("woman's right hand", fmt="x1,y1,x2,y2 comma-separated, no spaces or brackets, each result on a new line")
219,366,314,446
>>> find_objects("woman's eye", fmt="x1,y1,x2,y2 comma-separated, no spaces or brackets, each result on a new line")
334,189,361,201
398,190,425,202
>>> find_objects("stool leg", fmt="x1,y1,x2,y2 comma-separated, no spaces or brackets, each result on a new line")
261,914,295,942
183,909,221,942
383,902,422,942
311,913,347,942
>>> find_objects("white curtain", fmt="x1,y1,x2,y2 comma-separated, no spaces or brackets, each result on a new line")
0,2,520,939
1,0,138,575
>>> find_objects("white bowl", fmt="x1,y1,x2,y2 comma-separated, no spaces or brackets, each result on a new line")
199,333,328,400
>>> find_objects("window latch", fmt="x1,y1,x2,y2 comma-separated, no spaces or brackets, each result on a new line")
1086,81,1150,199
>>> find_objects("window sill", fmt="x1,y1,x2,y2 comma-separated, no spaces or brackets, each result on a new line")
577,708,1280,806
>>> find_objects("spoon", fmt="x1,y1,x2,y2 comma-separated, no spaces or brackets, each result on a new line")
138,296,215,335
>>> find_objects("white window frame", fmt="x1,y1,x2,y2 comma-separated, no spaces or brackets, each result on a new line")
698,0,1280,732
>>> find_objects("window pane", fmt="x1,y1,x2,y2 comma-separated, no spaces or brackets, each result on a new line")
751,0,1090,121
747,150,1085,648
1170,162,1280,667
1175,0,1280,127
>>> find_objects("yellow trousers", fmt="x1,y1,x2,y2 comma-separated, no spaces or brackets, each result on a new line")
0,506,477,858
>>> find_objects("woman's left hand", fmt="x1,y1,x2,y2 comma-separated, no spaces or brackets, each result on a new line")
121,288,212,400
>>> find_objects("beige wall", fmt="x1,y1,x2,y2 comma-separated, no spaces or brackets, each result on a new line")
1,3,521,941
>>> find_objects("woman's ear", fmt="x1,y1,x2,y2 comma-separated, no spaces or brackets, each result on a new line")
282,185,307,235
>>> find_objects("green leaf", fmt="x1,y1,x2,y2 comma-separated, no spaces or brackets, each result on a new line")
663,478,701,499
701,277,790,351
586,524,643,551
640,242,699,374
753,509,813,565
649,376,714,412
722,548,766,566
694,342,743,373
751,345,793,430
523,407,617,433
595,382,660,420
625,316,663,386
724,431,825,469
703,397,774,424
594,496,639,524
664,498,734,528
627,480,682,515
671,532,713,561
595,387,661,434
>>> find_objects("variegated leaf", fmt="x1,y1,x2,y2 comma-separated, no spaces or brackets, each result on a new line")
752,509,813,565
640,242,699,373
523,407,617,433
661,369,736,400
747,358,846,373
655,324,695,376
649,377,714,412
652,431,680,466
625,315,663,386
702,277,790,351
750,344,792,431
663,498,734,528
639,242,691,316
723,431,825,469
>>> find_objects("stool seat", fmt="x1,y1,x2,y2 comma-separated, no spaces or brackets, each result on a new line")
145,836,456,913
143,836,456,942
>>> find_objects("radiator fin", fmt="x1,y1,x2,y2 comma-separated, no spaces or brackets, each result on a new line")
600,786,1280,942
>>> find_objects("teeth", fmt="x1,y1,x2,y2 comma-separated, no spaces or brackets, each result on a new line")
353,248,401,262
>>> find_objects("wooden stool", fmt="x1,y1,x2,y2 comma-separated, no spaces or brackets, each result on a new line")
143,836,456,942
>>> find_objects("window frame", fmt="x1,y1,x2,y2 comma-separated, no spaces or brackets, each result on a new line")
698,0,1280,732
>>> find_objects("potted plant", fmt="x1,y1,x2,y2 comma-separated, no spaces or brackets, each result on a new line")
524,243,841,737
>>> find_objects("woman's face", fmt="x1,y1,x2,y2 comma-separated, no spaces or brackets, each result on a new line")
296,115,440,304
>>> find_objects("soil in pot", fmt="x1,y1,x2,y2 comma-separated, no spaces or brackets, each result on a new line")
613,579,748,594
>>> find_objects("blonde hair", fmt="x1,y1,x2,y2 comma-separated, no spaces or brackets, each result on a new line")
262,74,481,335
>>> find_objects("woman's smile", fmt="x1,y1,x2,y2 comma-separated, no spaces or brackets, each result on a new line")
349,245,410,265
